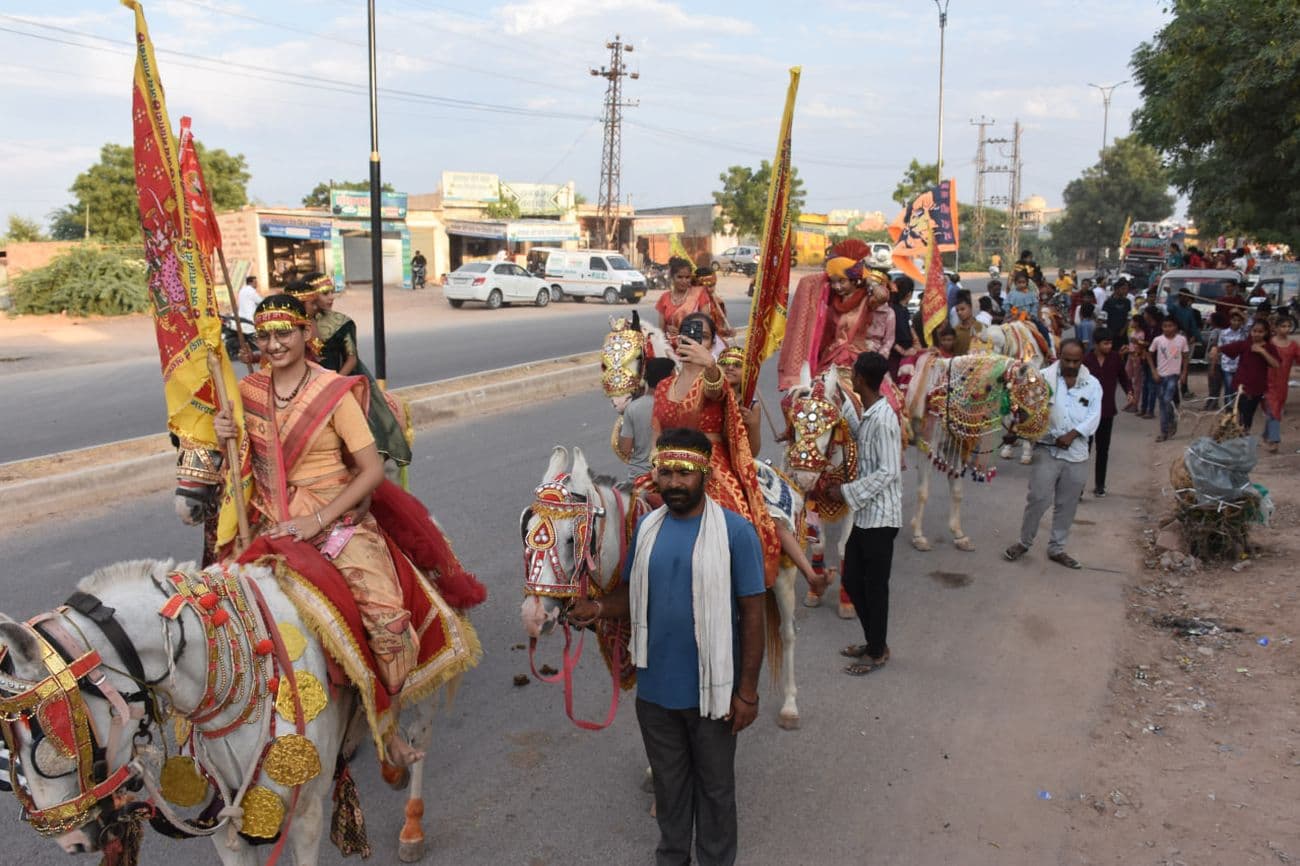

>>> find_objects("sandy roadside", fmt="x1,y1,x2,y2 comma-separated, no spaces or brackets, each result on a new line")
1056,395,1300,864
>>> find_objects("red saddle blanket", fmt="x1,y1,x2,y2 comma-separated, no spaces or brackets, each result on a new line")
237,480,484,760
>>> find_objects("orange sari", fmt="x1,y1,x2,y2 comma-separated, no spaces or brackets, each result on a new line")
652,372,781,586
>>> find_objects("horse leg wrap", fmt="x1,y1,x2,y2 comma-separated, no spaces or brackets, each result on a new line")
400,799,425,845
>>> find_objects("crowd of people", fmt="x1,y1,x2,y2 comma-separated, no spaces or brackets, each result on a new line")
218,247,1294,866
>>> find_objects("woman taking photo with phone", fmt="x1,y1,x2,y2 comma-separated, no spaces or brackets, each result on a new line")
651,312,781,583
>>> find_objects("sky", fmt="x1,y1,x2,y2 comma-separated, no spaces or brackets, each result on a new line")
0,0,1171,228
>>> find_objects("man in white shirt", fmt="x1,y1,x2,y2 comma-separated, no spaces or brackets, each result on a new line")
1003,339,1101,569
826,351,902,675
236,275,261,335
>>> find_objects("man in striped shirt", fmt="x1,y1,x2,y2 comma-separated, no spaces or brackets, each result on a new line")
826,351,903,676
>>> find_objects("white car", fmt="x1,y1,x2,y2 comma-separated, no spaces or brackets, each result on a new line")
443,261,555,310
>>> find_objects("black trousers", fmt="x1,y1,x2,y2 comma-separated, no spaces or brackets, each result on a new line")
1238,393,1262,432
636,698,739,866
841,525,899,658
1093,415,1115,491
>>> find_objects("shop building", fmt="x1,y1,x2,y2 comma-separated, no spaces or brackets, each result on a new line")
633,203,739,268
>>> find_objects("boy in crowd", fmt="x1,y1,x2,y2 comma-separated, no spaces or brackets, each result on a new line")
1148,316,1189,441
1083,327,1134,497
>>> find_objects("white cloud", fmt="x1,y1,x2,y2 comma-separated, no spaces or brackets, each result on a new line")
976,86,1091,121
498,0,755,36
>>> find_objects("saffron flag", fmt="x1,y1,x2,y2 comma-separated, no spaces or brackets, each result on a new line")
125,0,249,546
888,179,959,282
1119,215,1132,250
741,66,801,406
920,219,947,345
177,116,222,282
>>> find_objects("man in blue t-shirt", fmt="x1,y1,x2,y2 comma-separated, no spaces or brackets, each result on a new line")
571,427,765,866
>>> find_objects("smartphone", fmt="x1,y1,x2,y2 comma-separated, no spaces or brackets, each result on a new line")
680,320,705,345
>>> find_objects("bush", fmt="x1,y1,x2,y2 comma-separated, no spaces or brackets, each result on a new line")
10,244,149,316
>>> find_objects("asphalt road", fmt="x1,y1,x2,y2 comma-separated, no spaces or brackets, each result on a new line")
0,295,751,463
0,273,1001,464
0,346,1149,866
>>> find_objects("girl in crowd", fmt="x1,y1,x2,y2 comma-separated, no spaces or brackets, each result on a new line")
1263,315,1300,452
1211,318,1280,432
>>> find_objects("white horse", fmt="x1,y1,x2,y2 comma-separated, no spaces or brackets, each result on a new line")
902,352,1051,551
520,446,804,730
0,558,456,864
979,319,1053,465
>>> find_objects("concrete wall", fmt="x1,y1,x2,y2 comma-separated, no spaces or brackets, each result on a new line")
3,241,84,278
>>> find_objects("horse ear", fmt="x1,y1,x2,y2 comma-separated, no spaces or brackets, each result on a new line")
798,361,812,389
544,446,568,482
569,447,592,494
0,619,44,683
631,309,641,331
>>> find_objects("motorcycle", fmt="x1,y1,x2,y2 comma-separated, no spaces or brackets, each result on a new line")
988,265,1000,279
412,263,427,290
645,260,670,291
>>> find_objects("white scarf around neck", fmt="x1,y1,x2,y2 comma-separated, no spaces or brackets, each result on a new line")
629,496,734,719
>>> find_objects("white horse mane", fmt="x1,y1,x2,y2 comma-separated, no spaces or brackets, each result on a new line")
75,558,183,595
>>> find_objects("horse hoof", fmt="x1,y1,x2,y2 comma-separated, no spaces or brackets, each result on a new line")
837,603,855,620
777,711,801,730
954,536,976,552
803,591,822,608
398,839,426,863
1019,456,1033,466
998,446,1013,459
911,536,932,552
641,767,655,793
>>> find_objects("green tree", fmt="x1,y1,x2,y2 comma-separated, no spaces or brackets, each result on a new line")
48,142,249,242
892,159,939,207
1131,0,1300,244
483,196,522,219
711,161,805,239
1048,136,1174,264
4,215,46,243
301,179,395,208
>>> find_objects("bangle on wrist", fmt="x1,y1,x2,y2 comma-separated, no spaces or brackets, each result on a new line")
734,691,758,706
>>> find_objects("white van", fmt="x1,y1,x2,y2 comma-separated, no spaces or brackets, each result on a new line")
535,248,647,304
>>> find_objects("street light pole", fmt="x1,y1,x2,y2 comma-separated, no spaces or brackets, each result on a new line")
366,0,386,384
933,0,950,179
1087,80,1128,152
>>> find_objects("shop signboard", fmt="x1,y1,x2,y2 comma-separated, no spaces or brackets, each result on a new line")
506,221,581,243
441,171,501,204
330,190,408,220
500,181,572,216
259,215,333,241
633,216,685,235
447,220,508,240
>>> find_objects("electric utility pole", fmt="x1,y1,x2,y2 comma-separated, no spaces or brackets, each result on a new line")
1088,80,1127,152
591,36,638,250
984,120,1022,269
970,116,994,265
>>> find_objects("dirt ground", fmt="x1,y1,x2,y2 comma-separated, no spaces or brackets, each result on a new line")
1059,408,1300,865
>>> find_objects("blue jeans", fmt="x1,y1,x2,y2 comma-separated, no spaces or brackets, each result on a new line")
1140,365,1158,415
1263,406,1281,443
1158,374,1180,435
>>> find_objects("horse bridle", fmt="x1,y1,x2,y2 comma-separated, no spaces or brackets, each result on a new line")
521,474,607,602
0,599,155,837
0,579,193,840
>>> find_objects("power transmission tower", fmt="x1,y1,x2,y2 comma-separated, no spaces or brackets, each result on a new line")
970,116,994,265
591,35,638,250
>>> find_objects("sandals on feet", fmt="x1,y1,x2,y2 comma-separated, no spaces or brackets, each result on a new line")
1003,542,1029,562
840,643,870,658
1048,551,1082,570
844,649,889,676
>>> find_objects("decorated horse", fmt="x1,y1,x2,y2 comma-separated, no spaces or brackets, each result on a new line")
778,369,860,618
0,536,481,865
901,351,1051,550
599,312,670,415
973,319,1054,465
520,446,806,730
782,358,1050,556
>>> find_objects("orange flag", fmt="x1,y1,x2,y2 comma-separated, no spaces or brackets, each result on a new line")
920,220,948,345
